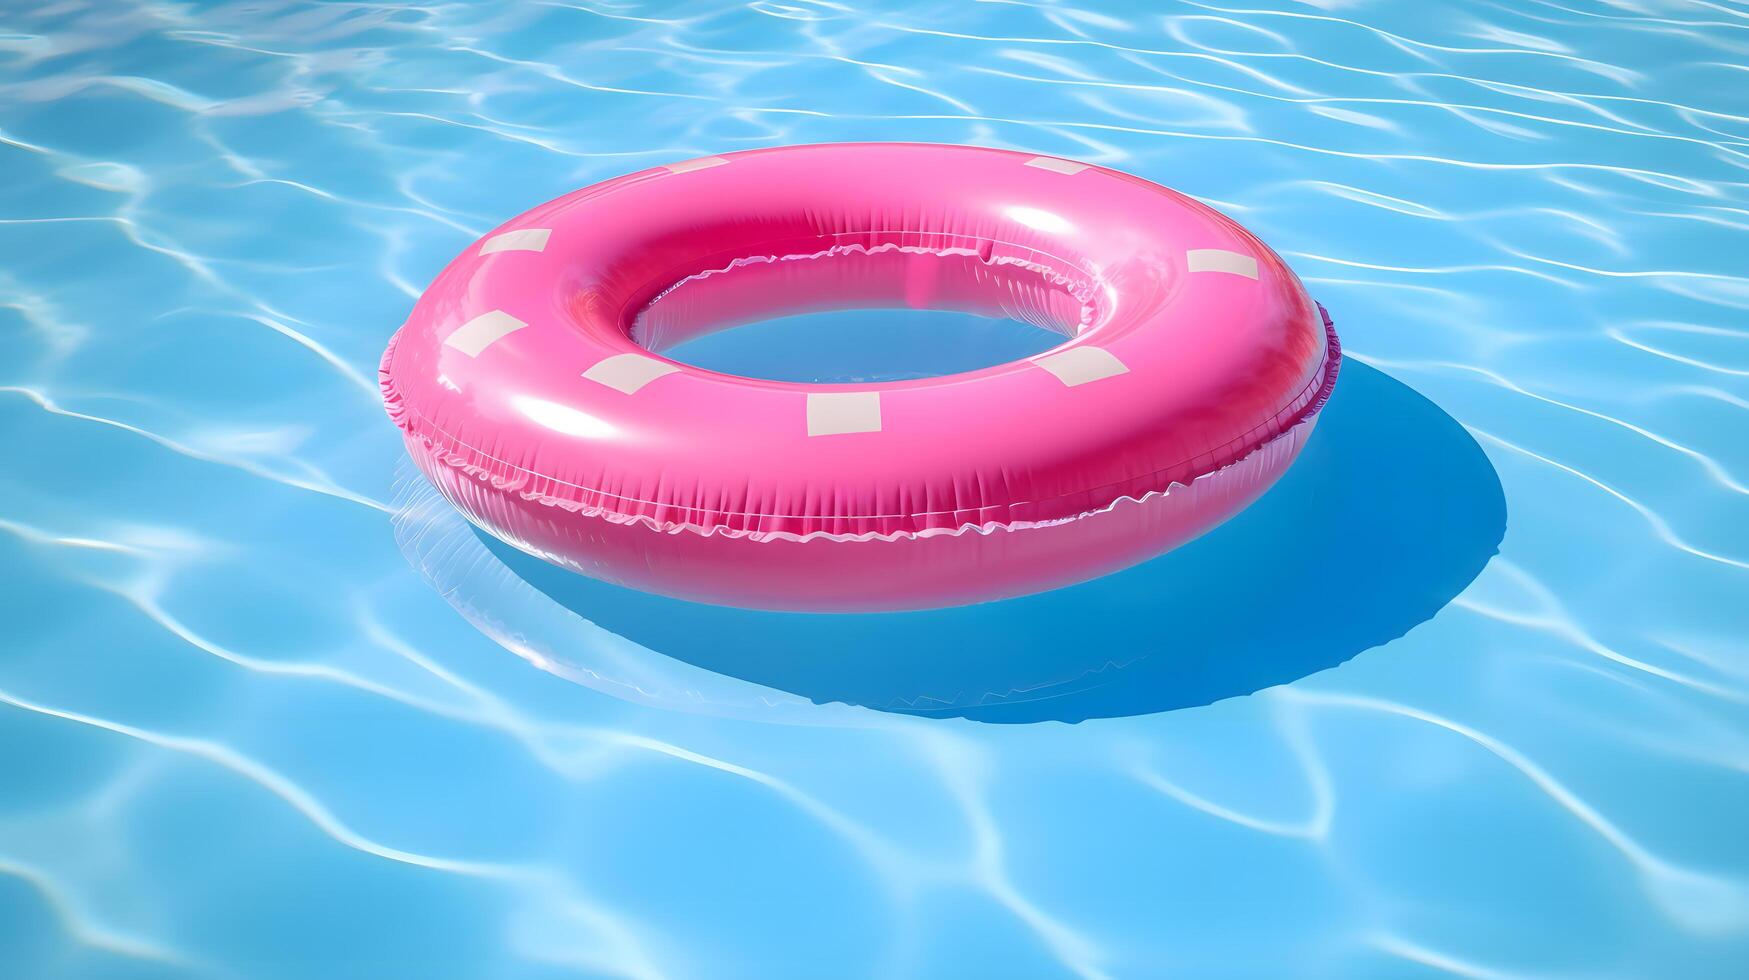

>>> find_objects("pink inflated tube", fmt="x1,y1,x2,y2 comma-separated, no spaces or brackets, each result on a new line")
381,143,1340,611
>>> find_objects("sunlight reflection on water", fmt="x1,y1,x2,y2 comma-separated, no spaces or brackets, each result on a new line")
2,0,1748,976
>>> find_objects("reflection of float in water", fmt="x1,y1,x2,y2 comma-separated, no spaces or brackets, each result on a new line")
399,360,1505,725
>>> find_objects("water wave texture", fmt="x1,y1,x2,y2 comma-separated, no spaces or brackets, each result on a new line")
1,0,1747,977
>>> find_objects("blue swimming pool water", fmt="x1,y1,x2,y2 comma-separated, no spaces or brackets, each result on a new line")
3,1,1747,976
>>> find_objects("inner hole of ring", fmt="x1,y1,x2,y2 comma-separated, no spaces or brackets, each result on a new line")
630,241,1098,384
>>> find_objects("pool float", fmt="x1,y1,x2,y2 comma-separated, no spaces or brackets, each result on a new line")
381,143,1339,611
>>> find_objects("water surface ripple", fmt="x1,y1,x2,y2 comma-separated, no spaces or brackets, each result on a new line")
2,0,1747,977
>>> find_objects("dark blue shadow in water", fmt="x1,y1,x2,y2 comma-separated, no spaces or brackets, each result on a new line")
481,361,1506,723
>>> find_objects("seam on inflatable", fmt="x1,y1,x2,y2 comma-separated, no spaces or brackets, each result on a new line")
630,239,1102,342
380,307,1340,542
389,356,1320,522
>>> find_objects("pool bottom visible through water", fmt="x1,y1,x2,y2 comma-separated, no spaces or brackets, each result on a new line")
662,306,1064,383
4,0,1748,976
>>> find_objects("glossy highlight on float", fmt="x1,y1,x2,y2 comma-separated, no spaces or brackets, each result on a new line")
380,143,1340,611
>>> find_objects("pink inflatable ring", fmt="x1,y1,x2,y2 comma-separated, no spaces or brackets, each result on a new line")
381,143,1339,611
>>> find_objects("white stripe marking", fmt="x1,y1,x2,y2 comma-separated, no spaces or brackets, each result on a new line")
1033,347,1129,387
443,310,527,357
807,392,882,436
1186,248,1259,279
1025,156,1090,175
479,228,551,254
582,353,681,395
664,156,729,174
